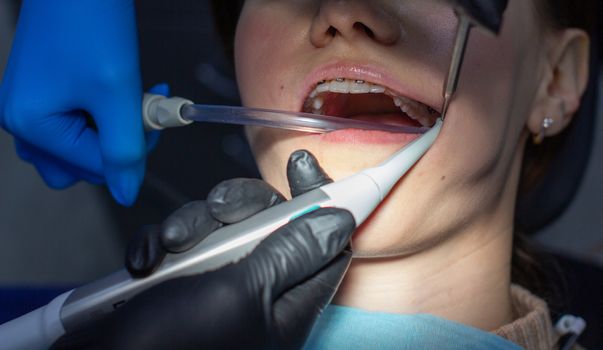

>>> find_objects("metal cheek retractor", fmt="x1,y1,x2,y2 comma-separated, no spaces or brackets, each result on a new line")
441,14,472,120
440,0,509,119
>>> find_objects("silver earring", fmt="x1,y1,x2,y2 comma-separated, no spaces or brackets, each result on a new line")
533,117,554,145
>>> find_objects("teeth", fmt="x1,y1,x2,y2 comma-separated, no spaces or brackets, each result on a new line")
350,80,371,94
309,78,389,95
399,98,436,127
312,97,324,110
304,78,438,127
330,79,350,93
369,85,386,93
316,83,330,93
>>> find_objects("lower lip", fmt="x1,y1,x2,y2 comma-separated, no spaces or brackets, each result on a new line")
317,129,420,144
313,113,424,144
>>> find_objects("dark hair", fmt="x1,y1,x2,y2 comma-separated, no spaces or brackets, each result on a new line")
210,0,601,310
537,0,600,32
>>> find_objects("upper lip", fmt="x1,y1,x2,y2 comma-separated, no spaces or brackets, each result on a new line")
298,61,443,113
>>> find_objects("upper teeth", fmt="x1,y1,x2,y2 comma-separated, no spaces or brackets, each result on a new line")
306,78,437,127
310,79,384,97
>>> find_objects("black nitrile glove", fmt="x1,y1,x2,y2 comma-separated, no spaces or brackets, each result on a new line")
54,150,355,350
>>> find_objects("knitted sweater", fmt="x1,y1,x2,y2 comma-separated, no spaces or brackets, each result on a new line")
493,285,583,350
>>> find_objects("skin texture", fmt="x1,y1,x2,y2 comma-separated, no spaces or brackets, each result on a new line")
234,0,589,331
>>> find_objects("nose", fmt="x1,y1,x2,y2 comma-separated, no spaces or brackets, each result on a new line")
310,0,401,47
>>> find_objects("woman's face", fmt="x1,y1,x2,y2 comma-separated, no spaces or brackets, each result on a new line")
235,0,548,256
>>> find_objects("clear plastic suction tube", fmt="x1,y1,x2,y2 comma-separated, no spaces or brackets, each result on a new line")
142,93,428,134
180,104,429,134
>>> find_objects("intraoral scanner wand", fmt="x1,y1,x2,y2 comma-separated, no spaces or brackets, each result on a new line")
0,2,508,348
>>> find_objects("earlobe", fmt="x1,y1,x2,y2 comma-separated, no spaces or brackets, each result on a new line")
527,28,590,140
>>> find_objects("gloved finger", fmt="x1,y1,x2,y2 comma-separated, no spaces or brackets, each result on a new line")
16,138,106,184
32,157,79,189
89,84,145,207
31,84,164,194
17,110,105,179
160,201,223,253
30,155,79,189
287,150,332,197
15,139,92,189
126,224,167,277
14,138,33,162
243,207,355,302
148,82,170,96
207,178,285,224
273,250,352,348
44,159,105,186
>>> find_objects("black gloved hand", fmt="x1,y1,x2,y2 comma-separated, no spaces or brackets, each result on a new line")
54,150,355,350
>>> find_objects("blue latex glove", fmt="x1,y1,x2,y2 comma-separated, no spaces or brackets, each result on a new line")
0,0,153,206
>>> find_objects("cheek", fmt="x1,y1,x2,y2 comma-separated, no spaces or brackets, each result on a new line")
438,19,539,186
235,4,307,110
235,10,279,106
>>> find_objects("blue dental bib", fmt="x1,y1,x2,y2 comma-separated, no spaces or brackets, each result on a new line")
304,305,523,350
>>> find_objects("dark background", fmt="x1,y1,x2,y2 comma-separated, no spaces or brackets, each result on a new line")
0,0,601,347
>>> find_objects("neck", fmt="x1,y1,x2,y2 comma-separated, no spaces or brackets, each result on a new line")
334,220,514,331
333,132,530,332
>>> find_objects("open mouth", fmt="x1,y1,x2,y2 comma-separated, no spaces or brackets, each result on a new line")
302,78,441,128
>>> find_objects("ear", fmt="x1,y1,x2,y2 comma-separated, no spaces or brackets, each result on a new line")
527,29,590,138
